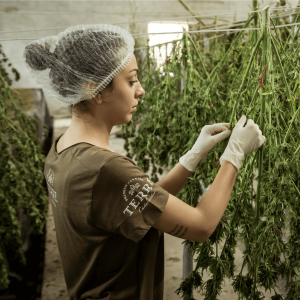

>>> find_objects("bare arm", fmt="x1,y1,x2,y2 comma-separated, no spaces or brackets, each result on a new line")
194,160,238,238
156,162,194,196
153,160,238,242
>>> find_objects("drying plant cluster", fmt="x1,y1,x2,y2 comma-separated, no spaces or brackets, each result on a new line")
0,45,48,289
121,5,300,300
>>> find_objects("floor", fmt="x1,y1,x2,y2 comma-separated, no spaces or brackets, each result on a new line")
41,117,288,300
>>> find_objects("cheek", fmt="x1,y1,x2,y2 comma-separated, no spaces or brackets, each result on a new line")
111,84,135,110
122,87,135,105
127,85,135,95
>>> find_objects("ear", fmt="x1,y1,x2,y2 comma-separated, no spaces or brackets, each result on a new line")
94,93,102,104
87,82,102,103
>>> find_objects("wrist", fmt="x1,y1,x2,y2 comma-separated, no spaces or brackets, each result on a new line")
179,150,207,172
221,159,239,173
220,146,244,173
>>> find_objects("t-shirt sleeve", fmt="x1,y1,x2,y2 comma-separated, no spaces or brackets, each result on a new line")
92,155,169,243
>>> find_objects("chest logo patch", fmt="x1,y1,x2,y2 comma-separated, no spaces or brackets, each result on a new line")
46,168,58,207
123,177,155,216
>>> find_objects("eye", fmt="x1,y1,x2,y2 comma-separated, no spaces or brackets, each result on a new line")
130,80,139,86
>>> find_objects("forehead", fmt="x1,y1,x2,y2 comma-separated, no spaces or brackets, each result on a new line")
121,54,138,75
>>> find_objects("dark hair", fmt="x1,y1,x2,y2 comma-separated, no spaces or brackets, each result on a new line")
24,30,126,118
68,78,114,120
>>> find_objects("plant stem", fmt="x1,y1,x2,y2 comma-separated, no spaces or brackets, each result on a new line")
256,5,270,224
187,35,209,79
209,15,255,83
178,0,208,28
252,6,270,298
246,86,259,116
283,105,300,144
231,33,255,89
253,0,258,43
228,35,263,129
282,7,300,50
271,36,292,101
272,34,300,142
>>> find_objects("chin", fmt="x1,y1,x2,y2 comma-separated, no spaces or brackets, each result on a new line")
125,114,133,123
118,115,132,126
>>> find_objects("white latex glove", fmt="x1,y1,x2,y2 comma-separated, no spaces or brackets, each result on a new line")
179,123,232,172
220,115,266,173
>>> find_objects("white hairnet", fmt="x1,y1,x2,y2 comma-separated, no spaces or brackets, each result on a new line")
23,24,135,105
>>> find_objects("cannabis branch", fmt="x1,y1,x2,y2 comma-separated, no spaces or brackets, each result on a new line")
122,4,300,299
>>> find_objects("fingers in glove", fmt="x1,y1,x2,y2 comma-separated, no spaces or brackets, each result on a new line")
211,127,232,143
236,115,247,127
210,123,231,135
218,123,231,130
218,123,230,127
260,135,266,146
245,119,255,127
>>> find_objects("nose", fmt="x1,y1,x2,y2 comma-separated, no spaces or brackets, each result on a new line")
136,83,145,99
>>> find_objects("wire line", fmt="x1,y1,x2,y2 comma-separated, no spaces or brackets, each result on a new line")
1,18,299,41
134,33,227,50
1,7,297,36
0,10,261,16
0,20,246,35
0,27,260,41
0,10,263,35
0,5,296,16
0,0,289,1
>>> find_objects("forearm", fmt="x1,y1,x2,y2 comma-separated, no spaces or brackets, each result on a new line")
156,162,194,196
195,160,238,237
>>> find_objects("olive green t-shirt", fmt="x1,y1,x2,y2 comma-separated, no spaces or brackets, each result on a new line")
44,133,169,300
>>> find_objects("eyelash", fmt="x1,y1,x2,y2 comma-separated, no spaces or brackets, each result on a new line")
130,80,139,86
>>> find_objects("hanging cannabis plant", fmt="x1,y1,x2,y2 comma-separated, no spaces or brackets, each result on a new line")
121,5,300,299
0,45,48,289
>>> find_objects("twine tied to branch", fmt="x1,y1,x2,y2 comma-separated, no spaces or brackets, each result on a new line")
258,65,268,88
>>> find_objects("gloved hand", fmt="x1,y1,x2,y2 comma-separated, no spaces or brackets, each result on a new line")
220,115,266,173
179,123,232,172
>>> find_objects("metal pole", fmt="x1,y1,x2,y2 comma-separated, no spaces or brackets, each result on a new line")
183,244,193,298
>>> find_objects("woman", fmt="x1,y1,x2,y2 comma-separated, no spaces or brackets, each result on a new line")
24,24,265,300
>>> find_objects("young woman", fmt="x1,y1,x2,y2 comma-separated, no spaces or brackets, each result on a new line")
24,24,265,300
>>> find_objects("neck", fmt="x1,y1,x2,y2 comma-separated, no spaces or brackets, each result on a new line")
67,116,112,148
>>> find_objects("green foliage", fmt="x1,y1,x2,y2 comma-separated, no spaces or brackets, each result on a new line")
175,270,203,300
121,6,300,300
0,46,48,289
0,45,20,85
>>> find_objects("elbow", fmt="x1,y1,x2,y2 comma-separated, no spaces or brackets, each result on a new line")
196,237,207,243
194,210,216,243
196,223,217,243
196,229,211,243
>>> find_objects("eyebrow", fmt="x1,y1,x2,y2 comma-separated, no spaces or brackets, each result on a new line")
129,69,138,74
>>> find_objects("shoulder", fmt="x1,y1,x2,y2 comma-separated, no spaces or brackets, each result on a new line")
91,154,147,190
71,144,137,172
104,154,140,169
100,155,144,179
